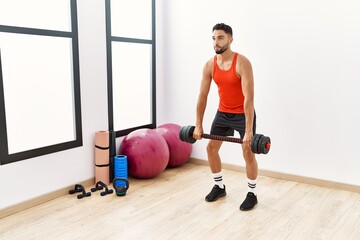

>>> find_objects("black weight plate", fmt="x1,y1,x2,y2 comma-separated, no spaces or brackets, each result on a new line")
251,134,262,154
179,126,187,141
257,135,264,154
260,136,271,154
258,135,266,154
180,125,193,142
187,126,197,143
251,135,257,153
181,125,194,143
265,137,271,154
259,136,266,154
181,126,190,142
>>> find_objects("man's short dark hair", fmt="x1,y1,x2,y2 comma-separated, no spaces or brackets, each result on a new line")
212,23,233,37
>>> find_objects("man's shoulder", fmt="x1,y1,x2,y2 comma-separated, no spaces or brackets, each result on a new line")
204,56,215,68
207,55,216,63
236,52,251,63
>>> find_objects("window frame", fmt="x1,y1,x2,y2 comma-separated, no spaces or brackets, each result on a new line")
105,0,156,137
0,0,82,165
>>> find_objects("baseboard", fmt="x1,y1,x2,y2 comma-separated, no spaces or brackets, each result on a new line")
188,158,360,193
0,178,94,219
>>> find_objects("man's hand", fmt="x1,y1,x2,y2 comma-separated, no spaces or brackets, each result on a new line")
243,131,253,147
193,126,204,140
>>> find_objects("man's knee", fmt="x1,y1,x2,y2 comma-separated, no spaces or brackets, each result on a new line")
242,145,255,162
207,141,221,154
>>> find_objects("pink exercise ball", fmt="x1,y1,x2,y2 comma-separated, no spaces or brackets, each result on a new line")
155,123,192,168
119,128,169,179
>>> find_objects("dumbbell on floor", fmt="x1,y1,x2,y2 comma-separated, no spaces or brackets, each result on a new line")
179,125,271,154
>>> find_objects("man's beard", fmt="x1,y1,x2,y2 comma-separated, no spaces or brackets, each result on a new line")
214,45,228,54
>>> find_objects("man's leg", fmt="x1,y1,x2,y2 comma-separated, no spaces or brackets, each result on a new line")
240,144,258,210
242,145,258,181
205,139,226,202
207,139,223,173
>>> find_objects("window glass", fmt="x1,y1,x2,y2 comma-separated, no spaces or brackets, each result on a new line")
0,32,76,154
110,0,152,40
0,0,71,31
112,41,152,130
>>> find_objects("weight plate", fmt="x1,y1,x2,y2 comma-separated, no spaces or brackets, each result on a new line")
260,136,271,154
251,135,257,153
251,134,262,154
187,126,197,143
257,135,264,154
256,134,264,154
179,126,187,141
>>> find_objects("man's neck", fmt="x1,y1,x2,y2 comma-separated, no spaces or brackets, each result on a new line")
217,49,234,61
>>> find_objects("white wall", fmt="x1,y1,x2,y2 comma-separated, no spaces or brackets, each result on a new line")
155,0,166,124
161,0,360,185
0,0,108,209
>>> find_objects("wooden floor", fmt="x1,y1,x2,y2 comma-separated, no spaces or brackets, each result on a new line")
1,163,360,240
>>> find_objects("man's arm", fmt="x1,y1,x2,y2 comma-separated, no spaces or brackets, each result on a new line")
238,55,255,146
194,59,213,140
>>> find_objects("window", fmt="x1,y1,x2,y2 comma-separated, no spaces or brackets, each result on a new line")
0,0,82,165
105,0,156,137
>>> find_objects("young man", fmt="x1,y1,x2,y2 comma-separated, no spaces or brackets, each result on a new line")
193,23,258,211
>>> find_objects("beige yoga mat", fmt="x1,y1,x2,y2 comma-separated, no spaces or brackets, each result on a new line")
95,131,110,185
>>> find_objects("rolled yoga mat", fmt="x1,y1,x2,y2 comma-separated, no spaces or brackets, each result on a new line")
95,131,110,185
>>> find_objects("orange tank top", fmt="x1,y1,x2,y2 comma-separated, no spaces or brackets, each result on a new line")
213,53,244,113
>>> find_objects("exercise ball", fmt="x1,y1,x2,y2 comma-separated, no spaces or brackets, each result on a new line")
155,123,192,168
119,128,169,179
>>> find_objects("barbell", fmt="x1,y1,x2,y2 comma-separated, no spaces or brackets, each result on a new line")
179,125,271,154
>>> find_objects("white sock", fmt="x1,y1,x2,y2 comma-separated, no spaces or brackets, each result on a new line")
247,178,257,195
213,172,224,189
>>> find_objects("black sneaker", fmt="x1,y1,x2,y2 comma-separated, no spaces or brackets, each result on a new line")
240,192,258,211
205,185,226,202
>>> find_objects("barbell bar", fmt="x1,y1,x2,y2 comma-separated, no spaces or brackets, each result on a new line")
179,125,271,154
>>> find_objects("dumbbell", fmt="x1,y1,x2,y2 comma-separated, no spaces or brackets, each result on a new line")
69,184,92,199
91,181,114,196
179,125,271,154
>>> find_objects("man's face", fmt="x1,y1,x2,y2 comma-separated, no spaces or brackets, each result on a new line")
212,30,233,54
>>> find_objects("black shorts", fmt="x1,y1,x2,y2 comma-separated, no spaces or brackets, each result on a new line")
210,110,256,139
